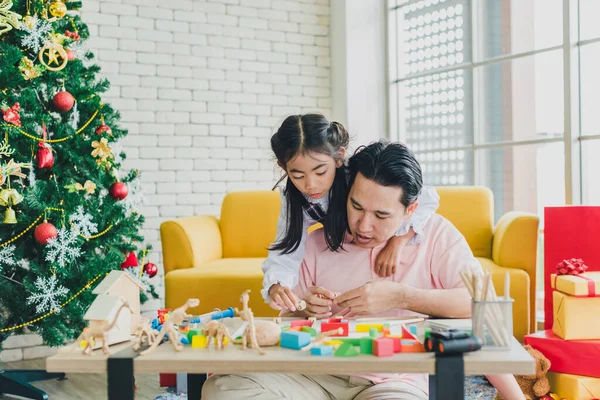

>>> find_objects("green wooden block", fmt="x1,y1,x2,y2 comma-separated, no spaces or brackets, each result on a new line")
359,337,373,354
369,328,379,338
334,342,359,357
424,327,432,339
301,326,317,337
187,328,203,342
339,338,360,346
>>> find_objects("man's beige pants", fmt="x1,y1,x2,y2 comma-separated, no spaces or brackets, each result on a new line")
202,373,428,400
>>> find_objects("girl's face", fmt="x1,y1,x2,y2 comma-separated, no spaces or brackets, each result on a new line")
284,150,345,199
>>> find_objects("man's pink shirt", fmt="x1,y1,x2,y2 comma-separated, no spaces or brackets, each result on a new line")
292,214,482,395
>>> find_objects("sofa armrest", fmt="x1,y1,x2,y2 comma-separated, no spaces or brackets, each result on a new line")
492,211,539,339
492,211,539,275
160,216,223,275
480,259,531,341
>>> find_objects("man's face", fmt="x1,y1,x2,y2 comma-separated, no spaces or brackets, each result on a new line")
347,173,418,248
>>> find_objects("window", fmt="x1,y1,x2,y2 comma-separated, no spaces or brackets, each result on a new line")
388,0,600,324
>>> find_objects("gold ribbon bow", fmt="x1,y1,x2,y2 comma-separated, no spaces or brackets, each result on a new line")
0,0,22,36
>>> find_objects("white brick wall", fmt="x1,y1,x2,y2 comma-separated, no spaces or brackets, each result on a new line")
83,0,331,309
2,0,330,360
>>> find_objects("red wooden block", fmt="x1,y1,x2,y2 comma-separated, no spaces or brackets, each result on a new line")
401,325,418,340
321,319,349,337
373,337,395,357
290,320,313,327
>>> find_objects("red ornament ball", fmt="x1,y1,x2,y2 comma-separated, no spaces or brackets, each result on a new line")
109,182,128,200
144,262,158,278
52,91,75,112
66,49,75,61
95,123,112,136
34,221,58,244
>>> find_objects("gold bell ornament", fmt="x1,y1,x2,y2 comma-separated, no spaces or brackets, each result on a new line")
48,0,67,19
0,188,23,224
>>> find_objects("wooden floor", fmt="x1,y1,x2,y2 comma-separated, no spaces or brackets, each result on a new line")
1,358,162,399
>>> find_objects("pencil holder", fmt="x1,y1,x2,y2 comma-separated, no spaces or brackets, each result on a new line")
471,299,513,350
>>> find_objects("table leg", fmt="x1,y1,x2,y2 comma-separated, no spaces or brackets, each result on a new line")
107,347,137,400
187,373,207,400
430,354,464,400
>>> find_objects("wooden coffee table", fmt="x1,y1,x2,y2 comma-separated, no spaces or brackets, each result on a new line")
47,318,534,399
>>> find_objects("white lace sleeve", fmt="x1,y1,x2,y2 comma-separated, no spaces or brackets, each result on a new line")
395,186,440,244
261,189,309,303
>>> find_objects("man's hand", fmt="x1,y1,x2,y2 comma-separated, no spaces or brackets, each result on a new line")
374,229,415,277
268,283,299,311
301,286,338,318
334,281,405,316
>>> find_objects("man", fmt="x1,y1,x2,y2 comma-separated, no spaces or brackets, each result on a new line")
202,141,482,399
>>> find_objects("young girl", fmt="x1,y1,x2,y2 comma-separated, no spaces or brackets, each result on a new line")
261,114,441,311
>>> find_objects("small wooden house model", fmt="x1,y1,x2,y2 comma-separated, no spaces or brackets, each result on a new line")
84,270,147,345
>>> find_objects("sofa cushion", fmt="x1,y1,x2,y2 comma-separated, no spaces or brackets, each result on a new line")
220,191,282,258
165,257,279,317
437,187,493,258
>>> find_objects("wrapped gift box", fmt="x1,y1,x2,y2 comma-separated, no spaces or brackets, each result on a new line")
547,371,600,400
544,206,600,330
525,330,600,378
551,271,600,297
553,291,600,340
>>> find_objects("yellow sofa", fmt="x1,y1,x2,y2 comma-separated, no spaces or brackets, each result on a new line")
161,187,539,341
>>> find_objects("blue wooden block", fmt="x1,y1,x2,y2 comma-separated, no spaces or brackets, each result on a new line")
408,325,417,335
280,331,311,350
310,345,334,355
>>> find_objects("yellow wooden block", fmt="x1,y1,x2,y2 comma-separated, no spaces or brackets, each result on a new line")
324,339,343,347
356,324,383,333
80,338,95,348
553,291,600,340
191,335,207,348
223,336,229,345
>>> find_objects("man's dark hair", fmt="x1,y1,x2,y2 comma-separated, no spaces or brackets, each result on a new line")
348,140,423,208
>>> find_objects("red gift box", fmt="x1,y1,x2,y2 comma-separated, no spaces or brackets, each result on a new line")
544,207,600,330
524,330,600,378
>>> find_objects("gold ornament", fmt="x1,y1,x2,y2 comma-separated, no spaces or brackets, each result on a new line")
0,0,22,36
0,188,23,206
38,35,68,72
91,137,112,162
65,180,96,194
0,187,23,224
48,0,67,18
19,56,42,80
22,14,34,29
3,206,16,223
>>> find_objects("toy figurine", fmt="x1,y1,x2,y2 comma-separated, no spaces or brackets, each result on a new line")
140,298,200,355
201,320,234,350
233,290,280,355
132,317,158,351
73,298,133,355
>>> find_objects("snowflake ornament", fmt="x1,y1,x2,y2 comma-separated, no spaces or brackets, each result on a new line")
69,206,98,238
45,228,81,268
16,258,30,271
0,244,16,271
26,275,69,314
19,16,52,53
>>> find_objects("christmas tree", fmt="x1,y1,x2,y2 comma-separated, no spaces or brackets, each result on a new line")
0,0,158,348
